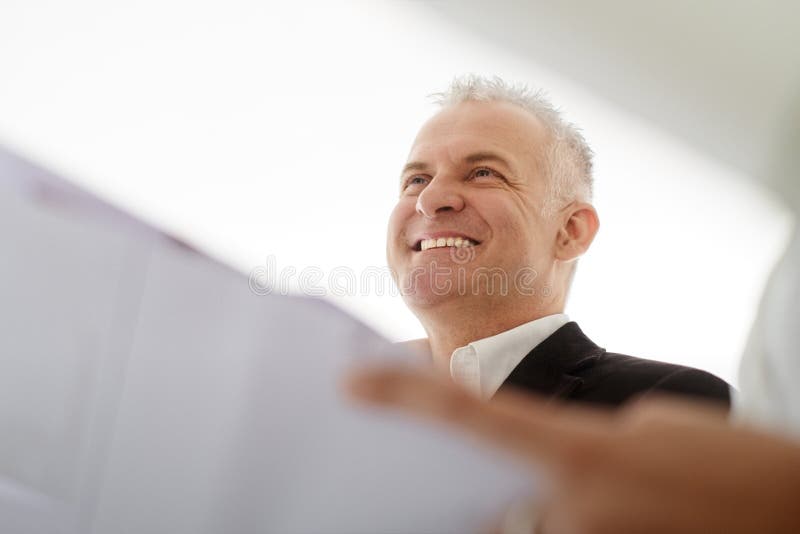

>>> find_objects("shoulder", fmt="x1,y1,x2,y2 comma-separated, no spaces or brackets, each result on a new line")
575,351,731,407
502,321,732,409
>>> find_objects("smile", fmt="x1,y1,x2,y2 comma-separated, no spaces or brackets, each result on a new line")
415,236,479,251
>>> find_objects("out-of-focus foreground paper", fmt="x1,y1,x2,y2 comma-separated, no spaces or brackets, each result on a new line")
0,147,532,533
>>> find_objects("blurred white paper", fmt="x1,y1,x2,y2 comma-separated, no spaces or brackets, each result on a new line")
0,147,533,533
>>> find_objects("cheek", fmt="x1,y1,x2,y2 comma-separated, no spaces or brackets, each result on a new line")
486,205,550,260
481,198,532,242
387,201,410,240
386,200,414,262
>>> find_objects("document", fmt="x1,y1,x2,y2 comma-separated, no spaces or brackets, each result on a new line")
0,146,533,533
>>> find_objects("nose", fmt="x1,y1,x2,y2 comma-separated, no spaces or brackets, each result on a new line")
415,176,465,218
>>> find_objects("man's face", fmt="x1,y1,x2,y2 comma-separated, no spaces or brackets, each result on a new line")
387,100,560,310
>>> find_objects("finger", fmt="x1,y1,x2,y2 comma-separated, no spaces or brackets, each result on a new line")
344,365,612,468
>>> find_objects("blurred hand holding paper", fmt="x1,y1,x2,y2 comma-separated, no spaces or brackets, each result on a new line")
0,147,533,533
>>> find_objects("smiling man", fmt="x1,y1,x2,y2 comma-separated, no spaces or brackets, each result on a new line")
386,75,730,405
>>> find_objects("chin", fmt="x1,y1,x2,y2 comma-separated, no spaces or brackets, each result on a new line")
397,273,466,309
401,290,451,308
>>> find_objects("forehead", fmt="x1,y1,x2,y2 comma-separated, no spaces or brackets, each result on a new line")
407,100,548,166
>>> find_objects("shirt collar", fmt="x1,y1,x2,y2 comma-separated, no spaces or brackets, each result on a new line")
449,313,570,399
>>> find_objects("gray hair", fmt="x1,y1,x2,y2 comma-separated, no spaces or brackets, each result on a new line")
431,75,594,214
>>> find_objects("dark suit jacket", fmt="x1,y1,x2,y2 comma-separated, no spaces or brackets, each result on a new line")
498,322,731,408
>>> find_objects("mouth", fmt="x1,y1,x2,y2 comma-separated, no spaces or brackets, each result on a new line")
412,236,481,252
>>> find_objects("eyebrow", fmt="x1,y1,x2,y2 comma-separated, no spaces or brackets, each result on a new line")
463,151,513,170
400,160,429,177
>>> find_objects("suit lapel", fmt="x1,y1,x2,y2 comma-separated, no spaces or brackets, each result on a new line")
498,322,604,401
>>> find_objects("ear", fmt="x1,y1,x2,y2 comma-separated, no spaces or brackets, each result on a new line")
554,202,599,262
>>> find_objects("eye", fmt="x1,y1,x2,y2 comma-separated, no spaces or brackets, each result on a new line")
403,175,430,191
470,167,502,180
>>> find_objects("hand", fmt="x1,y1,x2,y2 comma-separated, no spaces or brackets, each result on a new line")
344,366,800,534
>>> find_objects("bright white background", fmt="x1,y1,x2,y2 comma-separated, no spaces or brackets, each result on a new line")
0,0,793,385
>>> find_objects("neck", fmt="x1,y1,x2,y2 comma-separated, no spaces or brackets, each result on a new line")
413,296,563,371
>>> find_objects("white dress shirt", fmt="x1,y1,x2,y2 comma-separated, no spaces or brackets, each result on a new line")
449,314,571,399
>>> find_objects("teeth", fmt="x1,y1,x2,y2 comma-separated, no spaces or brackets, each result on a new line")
419,237,476,251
